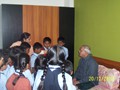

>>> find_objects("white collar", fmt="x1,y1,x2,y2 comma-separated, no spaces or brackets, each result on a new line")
48,65,60,71
33,53,39,56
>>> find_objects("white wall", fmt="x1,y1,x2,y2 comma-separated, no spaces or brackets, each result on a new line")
0,0,74,7
64,0,74,7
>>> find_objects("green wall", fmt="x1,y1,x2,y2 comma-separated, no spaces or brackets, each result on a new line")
74,0,120,70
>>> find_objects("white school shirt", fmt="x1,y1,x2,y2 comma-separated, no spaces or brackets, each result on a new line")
62,46,69,60
0,71,7,90
33,70,43,90
15,69,34,86
3,65,10,76
30,53,39,68
33,65,76,90
33,65,60,90
58,73,77,90
43,46,51,51
4,65,15,79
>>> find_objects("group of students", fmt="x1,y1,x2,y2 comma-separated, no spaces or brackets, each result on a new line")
0,32,76,90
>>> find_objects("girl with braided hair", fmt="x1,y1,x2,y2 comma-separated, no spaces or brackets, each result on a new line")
58,60,76,90
33,45,76,90
33,55,46,81
8,47,33,86
6,53,32,90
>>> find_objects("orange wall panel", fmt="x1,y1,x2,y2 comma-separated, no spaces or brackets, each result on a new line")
23,5,59,46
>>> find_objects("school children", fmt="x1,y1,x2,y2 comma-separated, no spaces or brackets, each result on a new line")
43,37,52,51
33,45,76,90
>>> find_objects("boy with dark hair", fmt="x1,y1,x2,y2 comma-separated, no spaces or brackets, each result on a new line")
57,36,69,60
2,48,15,80
43,37,51,50
30,42,42,73
20,42,31,55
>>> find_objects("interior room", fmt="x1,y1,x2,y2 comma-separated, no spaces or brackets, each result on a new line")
0,0,120,90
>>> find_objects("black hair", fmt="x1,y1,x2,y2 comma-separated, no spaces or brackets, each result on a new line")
34,55,46,71
20,42,31,53
47,46,65,65
12,53,30,86
0,49,13,69
64,60,73,75
57,36,65,43
34,55,47,80
9,46,23,70
33,42,42,51
38,45,68,90
19,53,30,71
43,37,51,43
20,32,31,42
2,48,10,65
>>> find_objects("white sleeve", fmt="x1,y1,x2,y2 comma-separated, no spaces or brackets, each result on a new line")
63,47,69,60
33,77,41,90
65,48,68,60
58,73,77,90
33,70,43,90
23,69,34,86
0,74,7,90
6,66,15,79
30,55,36,68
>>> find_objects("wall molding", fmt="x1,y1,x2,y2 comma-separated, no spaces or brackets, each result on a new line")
0,0,74,7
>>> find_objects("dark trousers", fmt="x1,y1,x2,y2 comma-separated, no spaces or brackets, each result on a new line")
77,82,95,90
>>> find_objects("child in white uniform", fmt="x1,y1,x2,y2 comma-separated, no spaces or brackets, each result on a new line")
58,60,76,90
30,42,42,73
0,50,8,90
6,53,32,90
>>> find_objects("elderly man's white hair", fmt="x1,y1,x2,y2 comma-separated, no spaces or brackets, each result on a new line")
81,45,91,54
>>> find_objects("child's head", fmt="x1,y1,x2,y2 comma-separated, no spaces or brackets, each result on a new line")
33,42,42,54
47,45,65,65
3,48,13,66
0,50,5,70
12,53,30,86
0,50,4,67
20,42,31,54
19,53,30,71
34,55,46,72
57,36,65,46
43,37,51,49
0,50,9,71
9,46,23,70
64,60,73,75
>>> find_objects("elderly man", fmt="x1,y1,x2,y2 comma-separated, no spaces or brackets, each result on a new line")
73,45,98,90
